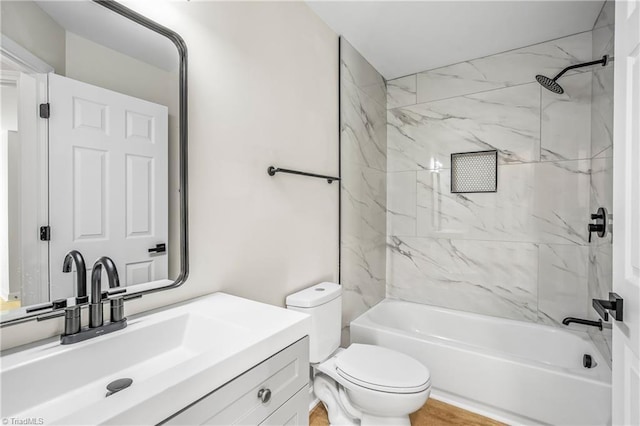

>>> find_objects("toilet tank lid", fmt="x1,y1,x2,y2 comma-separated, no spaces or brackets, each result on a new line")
286,282,341,308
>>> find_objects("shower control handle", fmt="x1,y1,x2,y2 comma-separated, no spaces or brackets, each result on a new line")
588,224,604,243
587,207,608,243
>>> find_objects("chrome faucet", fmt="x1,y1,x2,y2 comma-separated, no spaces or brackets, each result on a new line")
90,256,120,328
62,250,89,304
61,256,127,345
61,250,89,337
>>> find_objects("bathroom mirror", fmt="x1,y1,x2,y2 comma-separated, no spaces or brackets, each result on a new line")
0,0,188,325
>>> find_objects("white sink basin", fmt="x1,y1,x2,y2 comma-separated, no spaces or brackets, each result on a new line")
0,293,310,425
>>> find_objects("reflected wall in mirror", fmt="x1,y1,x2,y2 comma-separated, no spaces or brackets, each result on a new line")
0,0,186,321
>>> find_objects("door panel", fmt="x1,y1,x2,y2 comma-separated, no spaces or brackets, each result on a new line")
125,110,155,142
126,154,154,237
125,261,153,286
73,147,107,240
73,97,108,133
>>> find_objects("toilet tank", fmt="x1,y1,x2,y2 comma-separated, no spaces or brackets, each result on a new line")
286,282,341,363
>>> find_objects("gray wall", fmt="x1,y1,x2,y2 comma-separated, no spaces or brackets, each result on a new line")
340,38,387,344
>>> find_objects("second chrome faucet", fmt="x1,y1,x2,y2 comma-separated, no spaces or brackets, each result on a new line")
90,257,120,328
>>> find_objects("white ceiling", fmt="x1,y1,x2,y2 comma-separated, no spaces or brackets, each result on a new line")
307,1,605,80
35,1,178,72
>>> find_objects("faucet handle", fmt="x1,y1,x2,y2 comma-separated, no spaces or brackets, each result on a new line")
63,306,81,336
110,298,125,323
107,286,127,322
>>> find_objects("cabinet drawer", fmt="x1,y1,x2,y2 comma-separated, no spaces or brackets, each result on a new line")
259,387,309,426
162,337,309,425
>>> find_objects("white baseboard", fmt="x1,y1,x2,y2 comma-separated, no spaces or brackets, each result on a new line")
308,385,319,412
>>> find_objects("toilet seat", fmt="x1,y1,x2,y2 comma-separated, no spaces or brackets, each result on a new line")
334,344,431,394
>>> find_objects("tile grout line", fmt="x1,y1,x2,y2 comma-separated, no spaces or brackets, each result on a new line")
388,70,593,111
537,81,543,323
387,157,595,175
389,234,590,247
414,169,417,237
539,82,543,163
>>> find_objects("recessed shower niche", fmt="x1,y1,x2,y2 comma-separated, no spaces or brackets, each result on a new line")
450,150,498,194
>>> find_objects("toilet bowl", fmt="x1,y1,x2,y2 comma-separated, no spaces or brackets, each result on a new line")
315,345,431,425
286,283,431,425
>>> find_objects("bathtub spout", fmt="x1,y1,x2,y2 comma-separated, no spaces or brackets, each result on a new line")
562,317,602,330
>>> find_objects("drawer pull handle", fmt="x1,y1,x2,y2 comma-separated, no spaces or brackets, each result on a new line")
257,388,272,404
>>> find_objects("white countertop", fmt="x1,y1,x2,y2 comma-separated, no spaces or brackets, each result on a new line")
0,293,310,425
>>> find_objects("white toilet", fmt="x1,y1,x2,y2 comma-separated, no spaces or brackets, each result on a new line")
286,282,431,426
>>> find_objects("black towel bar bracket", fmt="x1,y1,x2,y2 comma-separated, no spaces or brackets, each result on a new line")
267,166,340,184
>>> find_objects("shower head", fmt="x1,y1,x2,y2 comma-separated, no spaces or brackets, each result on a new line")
536,74,564,94
536,55,611,94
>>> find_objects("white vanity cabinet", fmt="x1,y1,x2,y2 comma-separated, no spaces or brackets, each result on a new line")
1,294,311,425
161,337,309,426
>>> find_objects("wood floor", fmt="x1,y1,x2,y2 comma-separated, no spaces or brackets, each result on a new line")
309,398,506,426
0,296,20,312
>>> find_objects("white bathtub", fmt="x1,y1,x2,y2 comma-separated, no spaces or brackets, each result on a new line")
350,299,611,425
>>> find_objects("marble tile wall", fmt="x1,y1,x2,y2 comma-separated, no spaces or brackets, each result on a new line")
386,31,601,325
340,38,387,344
588,0,615,365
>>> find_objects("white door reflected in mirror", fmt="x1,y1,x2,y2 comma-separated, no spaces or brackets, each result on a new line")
48,73,169,299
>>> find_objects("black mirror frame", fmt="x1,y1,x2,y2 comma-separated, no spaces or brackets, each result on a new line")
0,0,189,327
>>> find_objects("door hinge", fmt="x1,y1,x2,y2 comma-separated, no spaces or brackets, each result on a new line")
39,103,50,119
39,226,51,241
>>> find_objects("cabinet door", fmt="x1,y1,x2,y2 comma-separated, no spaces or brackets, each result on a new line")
260,387,309,426
162,337,309,425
